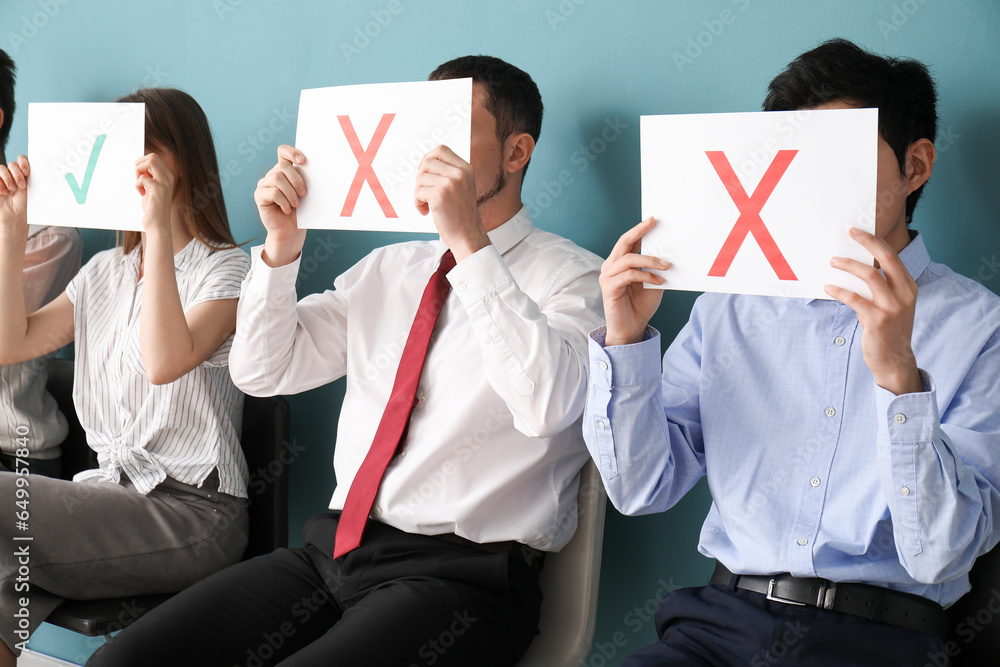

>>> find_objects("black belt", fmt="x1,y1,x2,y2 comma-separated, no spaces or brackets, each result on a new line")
711,563,949,640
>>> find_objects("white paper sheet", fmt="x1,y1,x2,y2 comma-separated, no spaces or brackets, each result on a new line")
27,103,145,231
294,78,472,233
640,108,878,300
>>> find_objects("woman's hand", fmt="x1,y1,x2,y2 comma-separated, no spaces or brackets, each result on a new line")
0,156,30,238
136,153,176,237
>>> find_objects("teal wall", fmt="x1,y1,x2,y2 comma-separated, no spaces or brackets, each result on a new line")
4,0,998,663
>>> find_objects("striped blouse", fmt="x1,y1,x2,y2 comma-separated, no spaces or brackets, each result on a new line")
66,239,250,498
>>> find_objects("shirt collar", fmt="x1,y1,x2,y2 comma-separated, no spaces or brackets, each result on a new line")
434,205,534,262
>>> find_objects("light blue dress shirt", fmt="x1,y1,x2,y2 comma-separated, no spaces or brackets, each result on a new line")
584,234,1000,607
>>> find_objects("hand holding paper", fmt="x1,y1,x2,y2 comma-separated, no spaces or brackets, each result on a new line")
414,144,488,262
600,217,671,346
135,153,176,236
254,144,308,268
826,228,923,395
0,157,29,237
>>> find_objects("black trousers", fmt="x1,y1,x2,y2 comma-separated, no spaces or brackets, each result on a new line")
623,583,947,666
87,512,544,667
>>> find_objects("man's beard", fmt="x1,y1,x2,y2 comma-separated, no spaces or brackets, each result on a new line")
476,162,506,208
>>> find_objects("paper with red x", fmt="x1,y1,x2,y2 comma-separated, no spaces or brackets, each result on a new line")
295,78,472,232
640,109,878,300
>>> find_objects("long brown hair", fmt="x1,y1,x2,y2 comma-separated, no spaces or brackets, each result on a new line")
114,88,236,254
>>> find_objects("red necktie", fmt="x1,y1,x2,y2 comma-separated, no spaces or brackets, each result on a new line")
333,250,456,558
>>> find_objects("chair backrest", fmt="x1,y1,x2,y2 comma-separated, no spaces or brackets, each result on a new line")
945,543,1000,665
46,358,94,479
516,459,607,667
240,394,291,558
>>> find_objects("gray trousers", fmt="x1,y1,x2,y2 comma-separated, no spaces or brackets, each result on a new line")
0,470,248,653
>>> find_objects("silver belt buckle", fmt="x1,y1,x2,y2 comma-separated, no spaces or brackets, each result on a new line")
766,578,806,606
817,581,838,610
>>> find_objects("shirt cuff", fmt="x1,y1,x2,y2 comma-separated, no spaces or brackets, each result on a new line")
247,244,301,297
874,369,940,444
447,244,513,307
589,326,663,391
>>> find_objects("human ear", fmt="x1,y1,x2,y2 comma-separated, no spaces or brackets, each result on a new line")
905,138,935,195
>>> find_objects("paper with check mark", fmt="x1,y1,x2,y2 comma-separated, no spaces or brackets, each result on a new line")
27,103,145,231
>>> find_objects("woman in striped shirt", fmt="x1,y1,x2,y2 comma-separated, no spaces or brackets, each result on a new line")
0,88,250,663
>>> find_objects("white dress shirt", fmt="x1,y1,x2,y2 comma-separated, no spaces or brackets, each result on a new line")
231,208,604,551
0,226,82,458
66,240,251,497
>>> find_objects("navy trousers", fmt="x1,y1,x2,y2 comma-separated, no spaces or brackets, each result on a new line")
624,584,947,666
87,512,543,667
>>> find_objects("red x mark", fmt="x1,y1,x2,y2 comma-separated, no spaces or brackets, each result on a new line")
705,150,798,281
338,113,398,218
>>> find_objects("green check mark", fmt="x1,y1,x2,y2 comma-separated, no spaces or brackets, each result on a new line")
64,134,107,204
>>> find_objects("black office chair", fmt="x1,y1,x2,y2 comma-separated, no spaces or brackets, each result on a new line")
41,358,291,637
945,544,1000,665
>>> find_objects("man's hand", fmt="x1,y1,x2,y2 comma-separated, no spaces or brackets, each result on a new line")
0,156,30,240
254,145,308,268
601,217,670,346
826,227,923,395
414,145,489,262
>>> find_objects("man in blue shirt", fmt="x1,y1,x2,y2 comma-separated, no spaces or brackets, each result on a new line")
584,38,1000,665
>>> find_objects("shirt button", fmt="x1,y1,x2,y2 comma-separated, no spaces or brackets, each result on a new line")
797,537,809,546
810,477,821,487
399,449,407,458
418,393,427,403
456,283,467,292
900,486,910,496
825,407,836,418
894,413,906,424
834,336,846,346
599,361,608,371
597,420,607,429
374,506,383,515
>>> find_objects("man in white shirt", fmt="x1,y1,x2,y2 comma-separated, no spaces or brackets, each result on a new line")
0,48,81,478
89,55,603,667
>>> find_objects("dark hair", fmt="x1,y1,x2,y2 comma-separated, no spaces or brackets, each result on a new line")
428,55,543,177
114,88,235,255
763,38,938,224
0,49,16,161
